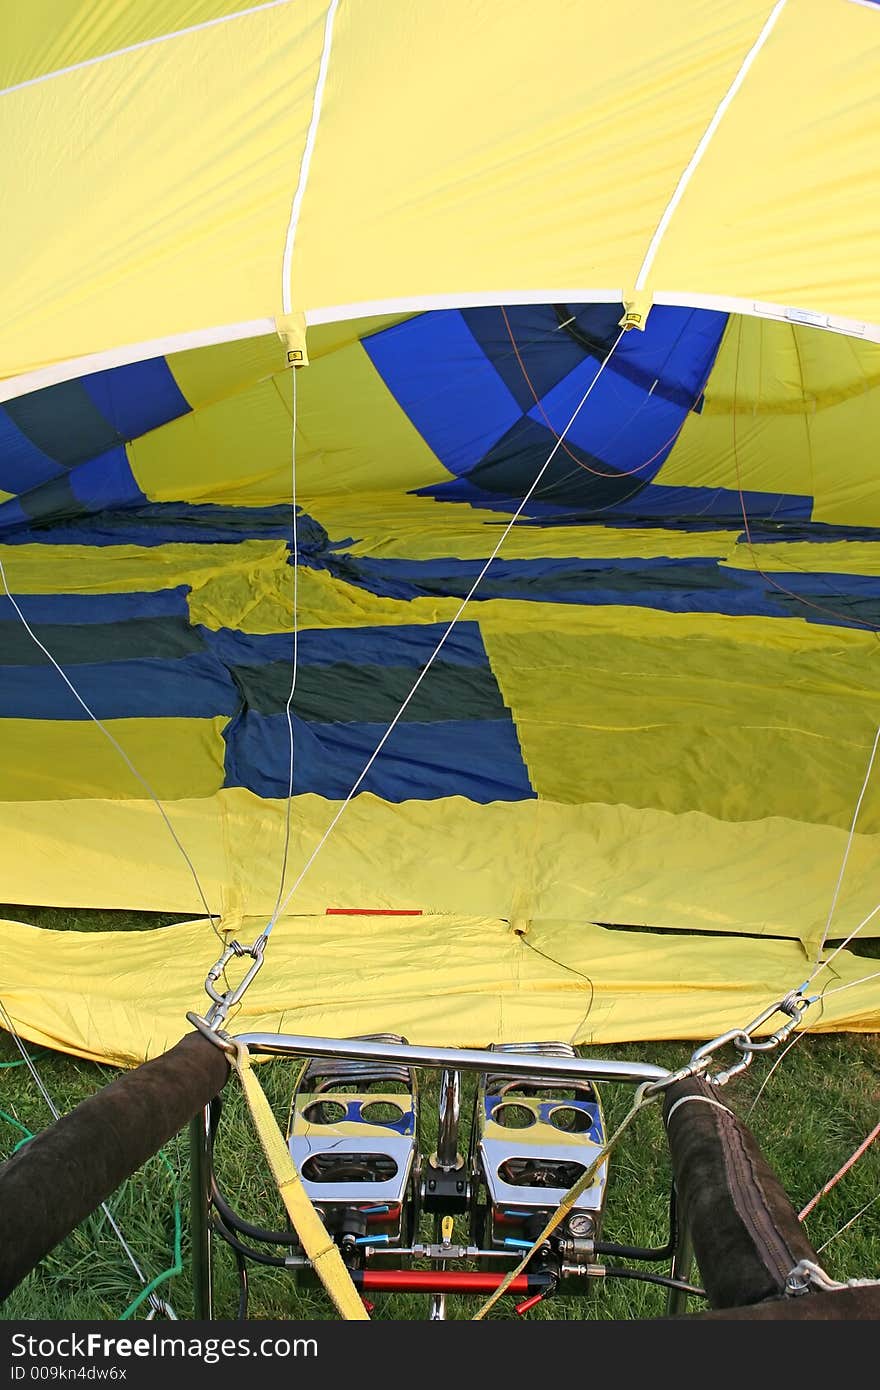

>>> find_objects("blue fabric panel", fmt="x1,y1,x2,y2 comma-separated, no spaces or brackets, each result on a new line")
223,712,535,803
0,588,191,625
0,497,30,531
612,483,813,523
0,408,65,494
608,304,728,406
326,553,880,627
203,621,489,671
417,414,652,513
68,446,147,513
14,474,79,526
0,502,298,546
415,474,813,527
0,653,237,720
462,303,727,415
80,357,191,440
461,304,593,412
535,356,684,477
364,310,522,475
3,380,119,467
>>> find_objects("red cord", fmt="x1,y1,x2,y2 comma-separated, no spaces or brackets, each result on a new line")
499,305,696,481
799,1117,880,1222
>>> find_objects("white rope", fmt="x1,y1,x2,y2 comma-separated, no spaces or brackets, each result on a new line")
281,0,341,314
665,1094,734,1126
0,996,175,1317
262,326,627,934
808,900,880,990
271,366,300,921
633,0,789,291
0,556,217,926
817,966,880,1003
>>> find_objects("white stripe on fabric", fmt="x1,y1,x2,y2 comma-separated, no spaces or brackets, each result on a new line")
633,0,790,292
1,0,296,98
0,318,276,403
281,0,341,315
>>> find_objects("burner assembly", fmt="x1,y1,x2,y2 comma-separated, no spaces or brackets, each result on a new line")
206,1033,689,1317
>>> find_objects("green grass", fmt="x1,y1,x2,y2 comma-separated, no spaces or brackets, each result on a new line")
2,906,879,1322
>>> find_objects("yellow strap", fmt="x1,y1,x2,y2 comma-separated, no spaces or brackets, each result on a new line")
232,1042,369,1321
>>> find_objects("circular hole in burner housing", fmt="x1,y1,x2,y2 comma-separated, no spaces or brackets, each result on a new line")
360,1100,405,1124
302,1100,348,1125
547,1105,592,1134
491,1102,537,1129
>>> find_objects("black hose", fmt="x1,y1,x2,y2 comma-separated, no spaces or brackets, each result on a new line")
602,1266,705,1297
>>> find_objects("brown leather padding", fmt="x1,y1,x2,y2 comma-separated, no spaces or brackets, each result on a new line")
690,1286,880,1320
0,1031,229,1300
664,1076,818,1308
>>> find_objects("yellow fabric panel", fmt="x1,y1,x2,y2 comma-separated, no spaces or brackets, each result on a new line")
305,492,739,563
809,385,880,528
291,0,772,313
3,3,880,393
724,541,880,577
136,331,447,505
165,314,412,413
0,787,877,947
482,623,880,831
130,379,293,505
0,717,228,801
1,0,327,382
653,316,880,523
647,0,880,329
294,337,450,498
0,1,267,88
166,334,288,413
3,913,879,1066
0,538,285,592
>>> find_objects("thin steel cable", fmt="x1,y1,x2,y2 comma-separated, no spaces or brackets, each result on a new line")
817,966,880,1003
271,365,300,923
0,995,173,1316
0,556,218,930
808,724,880,973
263,326,628,935
816,1193,880,1254
808,900,880,988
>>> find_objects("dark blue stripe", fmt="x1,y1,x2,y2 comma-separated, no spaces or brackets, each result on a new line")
223,713,535,803
202,621,489,669
416,474,813,526
3,380,120,467
80,358,191,440
323,553,880,627
364,310,522,475
0,501,298,546
68,447,146,513
0,588,191,624
531,357,684,477
0,497,29,531
0,654,237,720
0,409,65,493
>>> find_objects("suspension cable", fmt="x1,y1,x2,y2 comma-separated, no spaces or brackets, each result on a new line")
0,557,218,928
259,325,628,938
271,364,300,923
